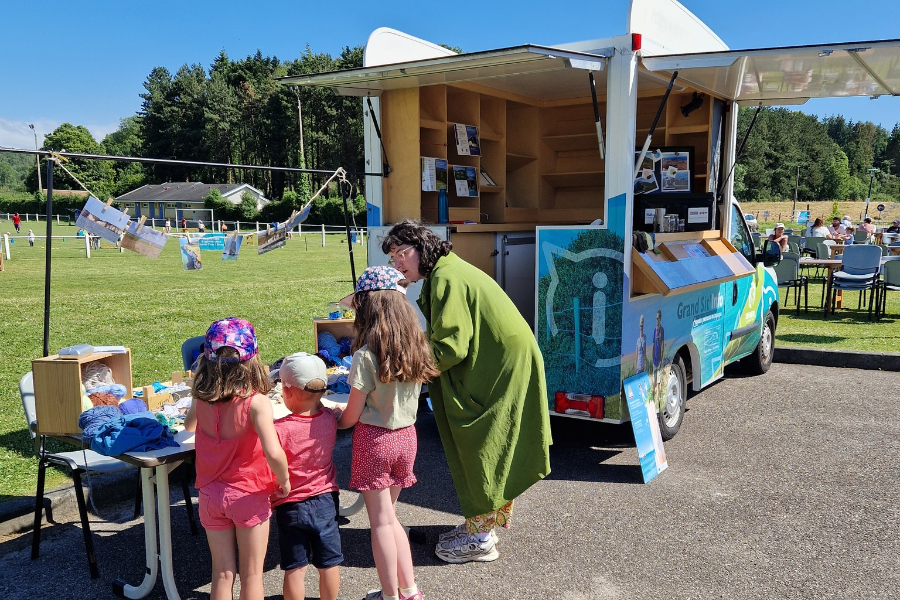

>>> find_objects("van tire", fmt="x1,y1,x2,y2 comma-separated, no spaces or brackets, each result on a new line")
743,310,775,374
658,354,686,441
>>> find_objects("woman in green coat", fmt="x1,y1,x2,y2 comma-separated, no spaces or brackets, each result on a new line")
382,220,552,564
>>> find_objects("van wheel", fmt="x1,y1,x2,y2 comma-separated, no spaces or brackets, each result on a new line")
658,355,686,441
743,310,775,374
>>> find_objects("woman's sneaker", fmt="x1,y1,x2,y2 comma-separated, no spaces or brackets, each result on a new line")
437,523,468,543
434,533,499,563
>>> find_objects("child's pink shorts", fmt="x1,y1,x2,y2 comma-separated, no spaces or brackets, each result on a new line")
198,480,272,530
350,422,417,491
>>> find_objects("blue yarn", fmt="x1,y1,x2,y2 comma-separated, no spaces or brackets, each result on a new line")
152,381,167,393
119,398,148,415
78,406,123,442
317,332,341,358
338,337,353,355
85,384,128,400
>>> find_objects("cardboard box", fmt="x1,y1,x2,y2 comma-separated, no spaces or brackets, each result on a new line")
313,319,355,353
32,350,133,436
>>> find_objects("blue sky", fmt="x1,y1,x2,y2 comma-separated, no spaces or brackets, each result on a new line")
1,0,898,150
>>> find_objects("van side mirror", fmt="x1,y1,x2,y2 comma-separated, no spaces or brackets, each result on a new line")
761,240,781,267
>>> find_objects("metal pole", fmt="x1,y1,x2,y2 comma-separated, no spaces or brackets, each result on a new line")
340,179,357,286
29,124,42,193
793,166,799,223
42,161,53,357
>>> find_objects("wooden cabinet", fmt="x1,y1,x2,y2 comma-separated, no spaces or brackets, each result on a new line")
313,319,355,353
381,82,714,229
32,350,133,436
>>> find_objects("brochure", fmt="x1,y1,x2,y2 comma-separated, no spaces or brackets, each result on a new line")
452,165,478,197
421,157,449,192
479,167,497,187
453,123,480,156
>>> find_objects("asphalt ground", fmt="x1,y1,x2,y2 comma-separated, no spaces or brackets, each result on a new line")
1,361,898,600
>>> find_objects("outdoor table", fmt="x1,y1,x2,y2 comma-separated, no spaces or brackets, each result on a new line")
800,256,891,317
110,393,349,600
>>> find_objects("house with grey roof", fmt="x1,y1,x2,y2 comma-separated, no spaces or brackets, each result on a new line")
115,182,269,221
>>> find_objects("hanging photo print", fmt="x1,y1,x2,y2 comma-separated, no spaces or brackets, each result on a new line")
121,217,168,259
76,196,130,243
179,237,202,270
284,203,312,233
222,233,243,261
257,224,286,255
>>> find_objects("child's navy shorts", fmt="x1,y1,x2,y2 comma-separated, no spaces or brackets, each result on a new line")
274,491,343,570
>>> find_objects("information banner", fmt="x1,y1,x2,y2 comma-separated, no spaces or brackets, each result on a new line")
623,371,668,483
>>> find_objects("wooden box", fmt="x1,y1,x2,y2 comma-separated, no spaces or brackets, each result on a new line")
32,350,133,436
313,319,355,353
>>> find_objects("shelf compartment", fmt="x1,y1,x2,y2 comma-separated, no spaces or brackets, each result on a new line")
542,133,601,152
541,171,604,187
507,153,537,171
667,124,708,135
420,118,445,131
480,185,503,193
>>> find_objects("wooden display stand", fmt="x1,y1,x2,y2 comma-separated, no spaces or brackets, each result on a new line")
632,231,755,297
313,319,355,353
32,350,133,436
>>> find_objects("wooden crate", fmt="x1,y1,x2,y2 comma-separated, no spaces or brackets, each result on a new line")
32,350,133,436
313,319,355,353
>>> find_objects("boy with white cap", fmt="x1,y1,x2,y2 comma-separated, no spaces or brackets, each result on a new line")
272,352,343,600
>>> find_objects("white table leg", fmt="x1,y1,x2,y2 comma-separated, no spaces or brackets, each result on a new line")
113,468,159,599
156,464,182,600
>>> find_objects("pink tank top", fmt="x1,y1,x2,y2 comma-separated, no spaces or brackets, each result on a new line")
194,393,274,493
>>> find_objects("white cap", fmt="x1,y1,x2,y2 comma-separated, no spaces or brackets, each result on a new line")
279,352,327,391
774,223,785,229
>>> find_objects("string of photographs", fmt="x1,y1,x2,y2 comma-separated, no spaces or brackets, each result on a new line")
633,147,693,195
78,194,314,272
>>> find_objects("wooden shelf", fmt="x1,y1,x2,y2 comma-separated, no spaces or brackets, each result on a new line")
667,124,708,135
542,133,600,152
541,171,604,187
507,153,537,171
480,185,503,193
420,118,446,131
481,130,503,142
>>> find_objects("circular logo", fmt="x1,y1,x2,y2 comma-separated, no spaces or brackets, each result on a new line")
877,203,885,212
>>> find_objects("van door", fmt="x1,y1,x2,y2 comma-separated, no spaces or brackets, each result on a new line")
723,203,764,363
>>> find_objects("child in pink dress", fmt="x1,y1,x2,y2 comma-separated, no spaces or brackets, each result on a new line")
185,317,290,600
336,266,439,600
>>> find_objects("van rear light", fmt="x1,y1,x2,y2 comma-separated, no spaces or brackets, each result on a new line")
632,33,642,52
554,391,604,419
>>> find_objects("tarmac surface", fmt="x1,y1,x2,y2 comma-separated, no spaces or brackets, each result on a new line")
1,360,898,600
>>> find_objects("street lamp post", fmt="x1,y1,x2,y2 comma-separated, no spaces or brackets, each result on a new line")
28,124,42,193
865,167,878,220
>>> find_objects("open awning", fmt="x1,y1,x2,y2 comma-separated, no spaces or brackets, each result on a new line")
277,45,614,102
641,39,900,105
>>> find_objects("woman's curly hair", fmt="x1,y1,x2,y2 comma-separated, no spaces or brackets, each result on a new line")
380,219,452,278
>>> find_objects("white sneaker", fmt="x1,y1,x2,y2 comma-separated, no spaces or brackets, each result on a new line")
438,524,499,545
434,532,499,563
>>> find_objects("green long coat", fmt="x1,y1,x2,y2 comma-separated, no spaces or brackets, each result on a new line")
417,252,552,518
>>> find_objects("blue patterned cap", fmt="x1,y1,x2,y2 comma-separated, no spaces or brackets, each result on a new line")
205,317,259,362
339,265,407,307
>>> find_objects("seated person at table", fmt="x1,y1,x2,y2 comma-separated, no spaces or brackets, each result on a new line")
844,226,855,245
860,217,875,239
185,317,291,600
806,218,831,239
272,352,342,600
768,222,789,251
828,217,850,242
886,220,900,234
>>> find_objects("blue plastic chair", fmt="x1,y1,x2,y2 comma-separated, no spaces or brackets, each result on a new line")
773,252,807,314
826,245,883,319
181,335,205,371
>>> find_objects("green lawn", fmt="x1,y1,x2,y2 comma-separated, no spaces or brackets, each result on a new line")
1,219,897,502
0,221,366,501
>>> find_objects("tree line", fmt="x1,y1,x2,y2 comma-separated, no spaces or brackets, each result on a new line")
2,46,898,219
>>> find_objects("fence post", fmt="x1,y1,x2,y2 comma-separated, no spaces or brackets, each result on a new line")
573,297,581,375
3,233,10,260
84,234,91,259
298,224,302,238
321,224,326,247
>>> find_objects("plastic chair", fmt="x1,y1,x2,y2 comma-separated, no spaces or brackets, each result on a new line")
877,259,900,319
21,372,134,578
803,236,826,257
853,230,870,244
783,228,794,235
773,251,807,314
788,241,800,254
826,245,883,319
788,234,803,249
181,335,205,371
751,232,762,251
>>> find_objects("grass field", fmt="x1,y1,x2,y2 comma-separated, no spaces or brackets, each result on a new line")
0,221,367,501
1,216,898,502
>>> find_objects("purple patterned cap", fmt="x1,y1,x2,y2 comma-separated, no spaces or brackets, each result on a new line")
339,265,407,307
205,317,258,362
